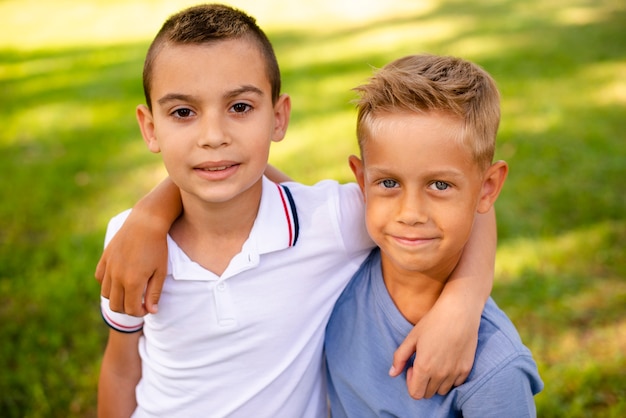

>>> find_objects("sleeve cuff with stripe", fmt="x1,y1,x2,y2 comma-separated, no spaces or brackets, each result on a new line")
100,295,144,333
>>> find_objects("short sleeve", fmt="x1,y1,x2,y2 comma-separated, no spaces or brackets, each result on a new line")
334,182,374,256
101,295,144,333
460,355,542,418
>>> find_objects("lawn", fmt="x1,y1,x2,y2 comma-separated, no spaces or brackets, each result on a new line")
1,0,624,416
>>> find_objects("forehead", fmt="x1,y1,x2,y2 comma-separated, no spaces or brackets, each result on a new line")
151,38,271,94
361,111,480,174
363,111,463,152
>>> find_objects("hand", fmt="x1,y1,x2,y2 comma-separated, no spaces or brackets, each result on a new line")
389,294,480,399
95,213,169,316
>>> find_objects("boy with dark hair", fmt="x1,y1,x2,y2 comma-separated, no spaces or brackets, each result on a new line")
325,54,543,417
97,4,497,416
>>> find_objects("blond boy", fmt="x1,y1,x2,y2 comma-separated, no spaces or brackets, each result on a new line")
325,54,543,417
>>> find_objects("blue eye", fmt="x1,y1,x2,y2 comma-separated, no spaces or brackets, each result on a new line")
431,181,450,191
381,179,398,189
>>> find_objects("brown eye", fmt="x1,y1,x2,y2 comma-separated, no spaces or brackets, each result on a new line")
173,108,192,118
231,103,251,113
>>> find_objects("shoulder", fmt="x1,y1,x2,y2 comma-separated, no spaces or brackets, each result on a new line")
477,298,530,358
470,298,535,373
455,298,543,409
279,180,371,254
334,249,380,304
280,180,362,209
327,249,391,337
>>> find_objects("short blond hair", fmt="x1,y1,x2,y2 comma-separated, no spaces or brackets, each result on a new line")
355,54,500,168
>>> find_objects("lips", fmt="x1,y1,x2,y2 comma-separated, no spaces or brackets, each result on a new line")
199,165,233,171
194,161,238,171
193,161,239,179
392,235,437,246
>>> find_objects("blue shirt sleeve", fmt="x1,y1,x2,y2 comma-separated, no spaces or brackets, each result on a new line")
460,354,542,418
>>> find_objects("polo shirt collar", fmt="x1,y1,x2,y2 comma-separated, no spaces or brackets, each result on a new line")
251,176,299,254
168,176,299,280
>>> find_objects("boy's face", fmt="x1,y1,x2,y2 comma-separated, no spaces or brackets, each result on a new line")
136,39,290,206
351,111,499,281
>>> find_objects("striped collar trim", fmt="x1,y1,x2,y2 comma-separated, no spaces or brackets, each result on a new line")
275,182,299,247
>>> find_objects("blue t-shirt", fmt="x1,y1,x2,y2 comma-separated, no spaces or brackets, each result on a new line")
325,248,544,418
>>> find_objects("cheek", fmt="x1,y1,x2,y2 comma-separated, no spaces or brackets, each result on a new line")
441,207,475,244
364,197,391,232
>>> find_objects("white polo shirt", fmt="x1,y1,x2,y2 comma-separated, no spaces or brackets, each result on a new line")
101,176,372,417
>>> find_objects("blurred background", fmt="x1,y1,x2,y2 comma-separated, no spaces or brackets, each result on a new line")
1,0,624,416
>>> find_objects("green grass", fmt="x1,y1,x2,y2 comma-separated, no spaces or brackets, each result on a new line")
1,0,624,416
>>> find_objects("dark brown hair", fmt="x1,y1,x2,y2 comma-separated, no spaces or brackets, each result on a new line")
142,3,281,108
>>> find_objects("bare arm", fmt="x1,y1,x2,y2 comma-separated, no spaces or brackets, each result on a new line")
98,330,142,417
390,208,496,399
95,165,287,316
95,177,181,316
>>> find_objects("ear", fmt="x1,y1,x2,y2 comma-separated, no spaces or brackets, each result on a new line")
136,104,160,153
348,155,366,200
476,160,508,214
271,94,291,143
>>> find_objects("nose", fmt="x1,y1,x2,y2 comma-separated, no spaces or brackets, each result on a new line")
397,190,428,226
197,113,231,149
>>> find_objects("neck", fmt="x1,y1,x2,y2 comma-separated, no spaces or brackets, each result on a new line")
380,253,454,325
170,181,262,276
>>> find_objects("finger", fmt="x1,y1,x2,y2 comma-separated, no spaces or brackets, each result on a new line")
144,269,166,315
424,378,439,399
94,256,106,283
435,374,458,396
390,330,419,377
453,370,470,387
101,272,112,298
406,366,428,400
108,280,125,314
124,280,148,317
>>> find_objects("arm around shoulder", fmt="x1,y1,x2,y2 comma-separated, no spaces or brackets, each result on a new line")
95,177,182,316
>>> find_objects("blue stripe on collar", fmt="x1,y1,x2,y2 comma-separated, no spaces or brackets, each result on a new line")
276,183,299,247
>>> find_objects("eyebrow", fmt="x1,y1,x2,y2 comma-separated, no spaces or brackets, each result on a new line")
157,93,194,106
224,85,264,99
367,166,466,180
156,85,265,106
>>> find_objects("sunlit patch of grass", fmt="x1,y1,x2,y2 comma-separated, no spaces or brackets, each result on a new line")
583,61,626,105
496,221,626,280
0,0,200,49
493,220,625,416
554,1,624,26
271,110,358,184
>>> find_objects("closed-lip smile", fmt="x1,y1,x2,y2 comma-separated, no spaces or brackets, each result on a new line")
392,235,436,246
